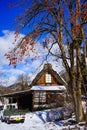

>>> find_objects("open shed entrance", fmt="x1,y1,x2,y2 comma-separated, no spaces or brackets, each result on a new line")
17,93,33,111
9,93,33,111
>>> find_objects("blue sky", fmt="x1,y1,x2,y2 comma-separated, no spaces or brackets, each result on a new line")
0,0,64,86
0,1,17,35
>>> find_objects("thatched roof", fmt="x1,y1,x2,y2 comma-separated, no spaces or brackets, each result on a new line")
30,63,67,87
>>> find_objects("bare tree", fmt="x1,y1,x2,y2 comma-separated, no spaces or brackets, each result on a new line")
15,74,29,90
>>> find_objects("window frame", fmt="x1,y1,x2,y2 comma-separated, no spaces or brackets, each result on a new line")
45,73,52,83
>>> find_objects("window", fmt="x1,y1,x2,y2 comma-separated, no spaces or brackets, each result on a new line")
34,92,46,103
45,74,51,83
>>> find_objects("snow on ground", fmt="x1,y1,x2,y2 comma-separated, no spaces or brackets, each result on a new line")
0,108,86,130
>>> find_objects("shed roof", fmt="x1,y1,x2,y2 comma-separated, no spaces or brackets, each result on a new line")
0,89,31,97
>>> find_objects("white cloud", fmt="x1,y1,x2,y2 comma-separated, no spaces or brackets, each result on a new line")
7,76,17,86
0,30,14,65
7,69,25,75
0,30,24,66
0,30,25,86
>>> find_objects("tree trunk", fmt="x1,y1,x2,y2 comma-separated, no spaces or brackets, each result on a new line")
69,43,84,122
73,88,84,122
70,70,84,122
75,43,84,122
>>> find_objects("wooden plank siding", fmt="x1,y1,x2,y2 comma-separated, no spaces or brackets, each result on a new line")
37,73,61,85
33,91,65,110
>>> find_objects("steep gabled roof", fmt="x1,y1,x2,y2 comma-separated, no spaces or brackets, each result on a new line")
30,63,67,87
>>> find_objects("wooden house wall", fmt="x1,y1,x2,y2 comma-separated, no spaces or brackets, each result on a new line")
37,73,60,85
33,91,64,110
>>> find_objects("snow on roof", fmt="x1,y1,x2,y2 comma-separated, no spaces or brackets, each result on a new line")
31,85,66,91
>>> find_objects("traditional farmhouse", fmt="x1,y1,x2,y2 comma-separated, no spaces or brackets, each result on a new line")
0,63,67,111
